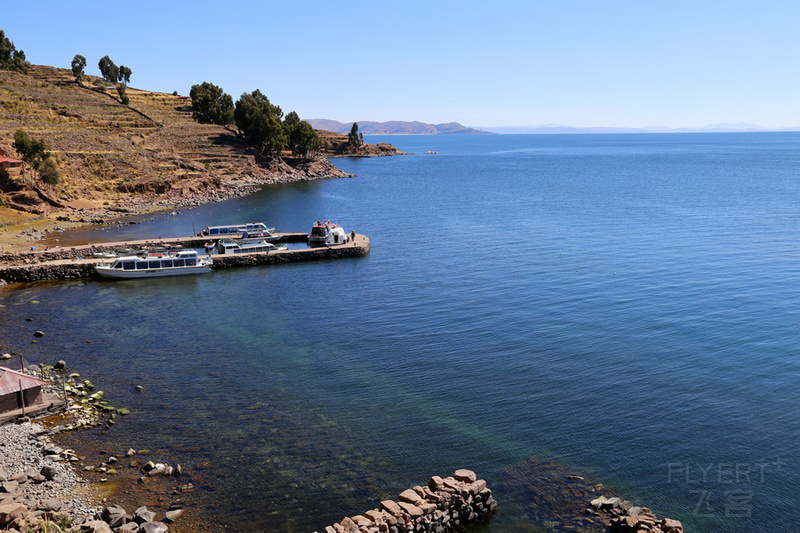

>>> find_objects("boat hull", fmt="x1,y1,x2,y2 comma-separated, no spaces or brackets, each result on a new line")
95,264,211,279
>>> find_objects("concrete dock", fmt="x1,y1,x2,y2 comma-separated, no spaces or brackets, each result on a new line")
0,233,370,284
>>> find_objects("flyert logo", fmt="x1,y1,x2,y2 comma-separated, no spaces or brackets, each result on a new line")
666,460,785,518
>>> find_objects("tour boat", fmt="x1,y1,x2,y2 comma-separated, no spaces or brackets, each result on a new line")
309,220,350,246
214,239,288,255
95,250,212,279
198,223,276,238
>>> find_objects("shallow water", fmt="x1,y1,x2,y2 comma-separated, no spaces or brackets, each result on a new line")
1,133,798,532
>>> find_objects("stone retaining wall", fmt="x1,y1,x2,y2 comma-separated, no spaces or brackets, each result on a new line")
316,469,497,533
211,243,369,269
0,263,97,284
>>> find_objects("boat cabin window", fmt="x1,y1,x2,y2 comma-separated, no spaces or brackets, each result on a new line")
136,262,148,269
122,261,136,270
174,259,185,267
186,258,197,266
148,260,160,269
113,262,122,269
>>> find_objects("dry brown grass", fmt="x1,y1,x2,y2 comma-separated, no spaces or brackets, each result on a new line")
0,64,267,216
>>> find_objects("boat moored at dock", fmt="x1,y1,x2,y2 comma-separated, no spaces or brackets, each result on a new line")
214,239,288,255
198,223,276,238
309,220,350,246
95,250,212,279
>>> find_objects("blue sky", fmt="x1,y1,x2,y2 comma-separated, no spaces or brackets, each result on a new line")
3,0,800,129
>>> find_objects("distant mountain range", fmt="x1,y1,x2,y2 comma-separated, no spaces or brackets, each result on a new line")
477,123,800,134
307,119,492,135
309,119,800,135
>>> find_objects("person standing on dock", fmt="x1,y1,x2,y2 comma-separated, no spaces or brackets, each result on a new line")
350,231,356,244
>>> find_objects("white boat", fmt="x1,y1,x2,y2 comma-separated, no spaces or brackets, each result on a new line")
215,238,288,255
309,220,350,246
199,222,276,238
95,250,212,279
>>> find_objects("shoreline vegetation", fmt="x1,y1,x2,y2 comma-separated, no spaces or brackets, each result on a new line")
0,55,404,254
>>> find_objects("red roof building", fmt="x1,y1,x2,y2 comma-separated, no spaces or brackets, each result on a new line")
0,156,23,178
0,366,48,414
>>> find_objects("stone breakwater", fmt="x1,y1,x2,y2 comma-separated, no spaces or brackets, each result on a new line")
0,237,370,284
590,495,683,533
316,469,497,533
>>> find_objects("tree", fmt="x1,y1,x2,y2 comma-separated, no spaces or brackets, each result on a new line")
0,30,30,73
284,111,319,158
12,129,59,184
98,55,119,83
189,82,234,125
117,84,130,105
71,54,87,82
234,90,286,156
118,65,132,84
348,122,363,149
38,156,59,185
13,130,47,168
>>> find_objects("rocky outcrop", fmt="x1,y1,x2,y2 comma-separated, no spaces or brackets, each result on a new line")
589,495,683,533
316,470,497,533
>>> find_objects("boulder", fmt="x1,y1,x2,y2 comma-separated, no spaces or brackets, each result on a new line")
469,479,487,494
364,509,385,523
397,501,423,519
39,465,59,481
380,500,403,517
118,523,141,533
601,497,622,511
428,476,444,491
164,509,184,522
41,498,63,512
133,506,156,524
141,522,169,533
661,518,683,532
147,464,165,477
339,516,359,533
0,502,28,527
0,481,19,493
73,519,114,533
453,469,477,483
398,489,421,504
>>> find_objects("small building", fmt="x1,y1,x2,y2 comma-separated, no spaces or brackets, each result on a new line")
0,366,48,414
0,156,23,179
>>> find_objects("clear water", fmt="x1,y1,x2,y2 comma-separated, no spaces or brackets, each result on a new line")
1,133,798,532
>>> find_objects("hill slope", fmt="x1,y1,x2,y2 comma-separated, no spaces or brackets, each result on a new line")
0,65,355,220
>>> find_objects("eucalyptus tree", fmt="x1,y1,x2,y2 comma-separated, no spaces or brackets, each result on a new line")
234,90,287,157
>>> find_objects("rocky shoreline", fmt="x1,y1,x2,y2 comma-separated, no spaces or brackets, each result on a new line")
1,155,354,254
0,361,202,533
0,421,184,533
0,361,686,533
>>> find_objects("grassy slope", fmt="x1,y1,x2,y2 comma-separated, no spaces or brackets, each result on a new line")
0,65,348,216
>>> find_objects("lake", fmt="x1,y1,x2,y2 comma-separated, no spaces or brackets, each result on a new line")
1,133,797,532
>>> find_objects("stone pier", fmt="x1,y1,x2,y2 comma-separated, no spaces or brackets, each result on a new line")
0,234,370,284
316,470,497,533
